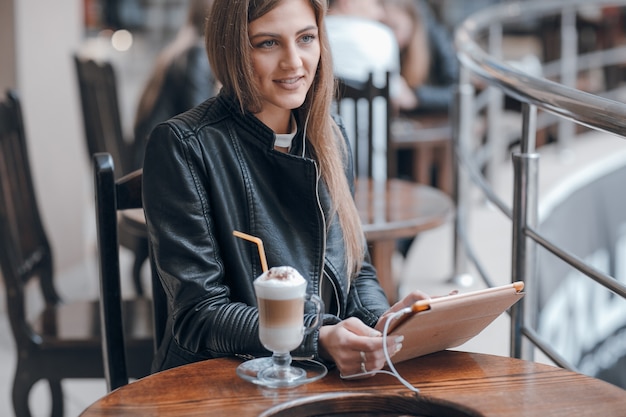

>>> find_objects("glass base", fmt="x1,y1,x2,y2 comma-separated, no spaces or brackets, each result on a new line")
236,357,328,388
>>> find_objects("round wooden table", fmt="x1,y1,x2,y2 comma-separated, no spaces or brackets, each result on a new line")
355,178,454,302
80,350,625,416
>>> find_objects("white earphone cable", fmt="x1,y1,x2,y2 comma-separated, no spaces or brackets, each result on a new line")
340,307,419,394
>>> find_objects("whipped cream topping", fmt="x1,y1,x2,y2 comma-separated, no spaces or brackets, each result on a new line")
257,266,305,286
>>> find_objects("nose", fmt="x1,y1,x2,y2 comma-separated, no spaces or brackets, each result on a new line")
280,43,302,70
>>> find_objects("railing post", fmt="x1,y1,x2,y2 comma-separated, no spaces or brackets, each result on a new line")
558,5,577,153
450,66,474,287
486,22,504,186
520,103,537,154
511,103,539,359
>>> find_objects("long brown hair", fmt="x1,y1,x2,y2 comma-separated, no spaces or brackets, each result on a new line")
206,0,364,279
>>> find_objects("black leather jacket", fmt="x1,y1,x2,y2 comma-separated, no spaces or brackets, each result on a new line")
143,92,390,372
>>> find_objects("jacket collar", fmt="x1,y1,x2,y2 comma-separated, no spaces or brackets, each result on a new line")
216,92,308,156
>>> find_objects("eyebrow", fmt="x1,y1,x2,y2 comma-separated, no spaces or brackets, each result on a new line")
249,25,318,41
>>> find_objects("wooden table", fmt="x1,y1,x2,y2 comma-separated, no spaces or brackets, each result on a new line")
355,178,454,303
80,350,626,416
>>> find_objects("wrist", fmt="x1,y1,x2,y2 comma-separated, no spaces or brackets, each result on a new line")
317,326,332,362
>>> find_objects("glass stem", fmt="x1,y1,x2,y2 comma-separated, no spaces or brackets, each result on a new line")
271,352,292,370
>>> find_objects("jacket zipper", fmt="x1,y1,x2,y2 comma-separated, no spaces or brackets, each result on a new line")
302,114,340,317
313,162,326,305
322,270,341,317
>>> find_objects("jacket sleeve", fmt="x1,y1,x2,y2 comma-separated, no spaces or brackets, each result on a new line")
143,122,267,359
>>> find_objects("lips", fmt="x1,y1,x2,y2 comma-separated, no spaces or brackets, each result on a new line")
277,76,302,84
274,76,305,90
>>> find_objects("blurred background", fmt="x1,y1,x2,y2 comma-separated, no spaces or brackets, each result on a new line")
2,0,626,415
0,0,513,304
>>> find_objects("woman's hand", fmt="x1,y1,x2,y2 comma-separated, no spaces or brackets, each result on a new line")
318,317,403,377
393,76,419,111
374,289,431,333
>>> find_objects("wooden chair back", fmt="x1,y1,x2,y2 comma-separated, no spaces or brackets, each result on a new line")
0,89,58,343
75,54,149,296
74,55,137,177
94,152,167,391
335,72,395,179
0,90,153,417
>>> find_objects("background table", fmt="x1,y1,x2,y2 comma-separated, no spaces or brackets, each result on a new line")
80,350,625,416
355,178,454,302
390,114,454,195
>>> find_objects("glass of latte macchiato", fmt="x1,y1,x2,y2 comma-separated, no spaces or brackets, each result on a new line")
238,266,324,388
254,266,311,353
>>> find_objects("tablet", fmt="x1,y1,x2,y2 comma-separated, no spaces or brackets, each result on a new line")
388,282,525,363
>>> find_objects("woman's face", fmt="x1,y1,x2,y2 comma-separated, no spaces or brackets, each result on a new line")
383,5,413,49
248,0,320,132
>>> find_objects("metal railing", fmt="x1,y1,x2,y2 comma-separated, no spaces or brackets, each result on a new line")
452,0,626,371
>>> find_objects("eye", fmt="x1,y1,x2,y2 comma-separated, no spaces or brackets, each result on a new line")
300,33,317,44
255,39,277,49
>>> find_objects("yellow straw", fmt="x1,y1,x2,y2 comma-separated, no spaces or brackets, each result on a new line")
233,231,268,272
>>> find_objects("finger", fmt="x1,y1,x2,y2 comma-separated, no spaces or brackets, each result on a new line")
341,317,382,337
385,290,431,315
363,334,404,366
402,290,431,305
349,334,402,374
386,334,404,358
432,289,459,299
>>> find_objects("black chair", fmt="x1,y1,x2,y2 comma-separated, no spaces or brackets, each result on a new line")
94,152,167,391
0,90,153,417
334,75,454,300
74,54,149,296
335,72,395,180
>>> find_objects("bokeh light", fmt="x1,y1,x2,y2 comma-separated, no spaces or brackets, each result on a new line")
111,29,133,52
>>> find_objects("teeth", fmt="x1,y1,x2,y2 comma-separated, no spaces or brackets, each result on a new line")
279,78,299,84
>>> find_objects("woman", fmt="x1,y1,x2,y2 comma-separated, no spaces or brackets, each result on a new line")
133,0,218,170
143,0,427,377
382,0,459,113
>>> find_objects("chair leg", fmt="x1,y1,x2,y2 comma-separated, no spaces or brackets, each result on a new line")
13,365,66,417
49,379,64,417
12,364,36,417
131,243,149,296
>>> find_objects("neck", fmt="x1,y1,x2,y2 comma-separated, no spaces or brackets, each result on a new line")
256,109,292,134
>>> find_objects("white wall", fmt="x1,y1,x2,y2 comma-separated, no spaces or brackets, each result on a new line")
14,0,92,273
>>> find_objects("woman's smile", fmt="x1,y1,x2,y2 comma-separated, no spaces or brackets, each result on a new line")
249,0,320,132
274,75,305,89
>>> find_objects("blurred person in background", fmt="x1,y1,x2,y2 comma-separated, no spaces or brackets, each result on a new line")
325,0,402,97
132,0,218,169
326,0,415,181
382,0,459,115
